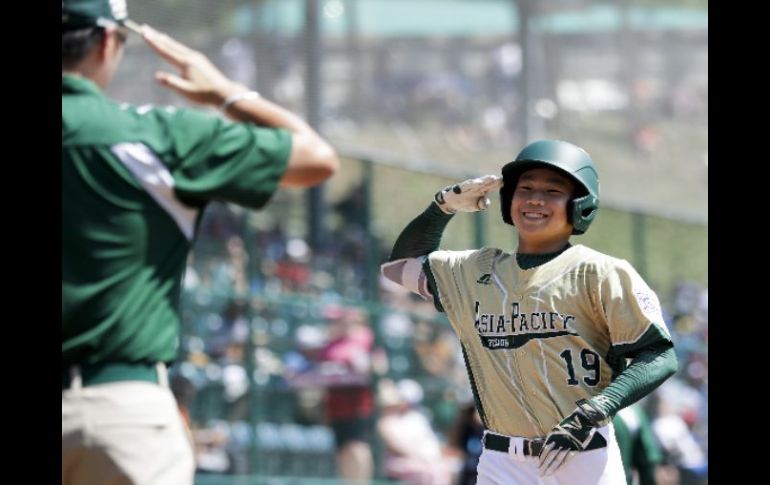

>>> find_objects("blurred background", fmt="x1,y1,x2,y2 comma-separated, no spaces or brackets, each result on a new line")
110,1,707,483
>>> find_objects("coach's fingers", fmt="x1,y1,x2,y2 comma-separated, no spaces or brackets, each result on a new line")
155,72,196,94
144,25,195,56
123,19,145,36
142,25,194,68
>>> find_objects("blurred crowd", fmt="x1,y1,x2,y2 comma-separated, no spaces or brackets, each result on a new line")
169,201,707,484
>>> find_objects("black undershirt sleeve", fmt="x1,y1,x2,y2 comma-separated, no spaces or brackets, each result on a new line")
388,202,454,312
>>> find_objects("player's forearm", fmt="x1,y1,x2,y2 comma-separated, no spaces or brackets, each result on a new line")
590,343,678,418
389,202,454,260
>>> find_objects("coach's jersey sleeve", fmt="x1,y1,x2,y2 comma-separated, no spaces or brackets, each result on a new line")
597,259,672,355
151,107,291,209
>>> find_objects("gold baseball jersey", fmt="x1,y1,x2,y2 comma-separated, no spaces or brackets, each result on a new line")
428,244,671,439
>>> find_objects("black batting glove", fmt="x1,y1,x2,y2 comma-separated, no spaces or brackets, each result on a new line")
537,399,609,476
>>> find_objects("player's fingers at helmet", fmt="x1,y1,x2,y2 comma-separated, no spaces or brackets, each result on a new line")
477,174,501,182
457,179,481,194
464,182,500,202
470,175,501,190
480,175,504,190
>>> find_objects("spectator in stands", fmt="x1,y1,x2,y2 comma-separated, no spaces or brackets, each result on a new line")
448,401,485,485
376,378,460,485
320,306,377,482
651,387,708,485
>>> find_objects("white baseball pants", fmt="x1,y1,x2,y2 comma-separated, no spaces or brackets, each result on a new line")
476,424,625,484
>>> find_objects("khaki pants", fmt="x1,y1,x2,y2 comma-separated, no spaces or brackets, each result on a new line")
62,366,194,485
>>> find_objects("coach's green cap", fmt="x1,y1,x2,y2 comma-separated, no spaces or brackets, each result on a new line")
62,0,129,30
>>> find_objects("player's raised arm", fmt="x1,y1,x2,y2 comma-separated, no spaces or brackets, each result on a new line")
387,174,502,261
380,175,502,302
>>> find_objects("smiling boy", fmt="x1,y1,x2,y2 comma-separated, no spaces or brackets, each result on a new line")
381,140,677,484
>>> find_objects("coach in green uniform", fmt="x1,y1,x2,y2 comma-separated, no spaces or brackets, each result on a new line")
381,140,677,484
62,1,339,483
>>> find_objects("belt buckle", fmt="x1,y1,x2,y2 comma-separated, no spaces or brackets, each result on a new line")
506,436,530,461
527,438,544,457
506,436,521,460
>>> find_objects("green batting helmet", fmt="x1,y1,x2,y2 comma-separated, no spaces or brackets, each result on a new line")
499,140,600,235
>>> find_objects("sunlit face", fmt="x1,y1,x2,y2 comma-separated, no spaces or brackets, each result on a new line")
510,167,575,253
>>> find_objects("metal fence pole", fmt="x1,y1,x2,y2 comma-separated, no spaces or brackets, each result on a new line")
474,210,487,249
631,211,648,280
306,0,325,250
362,160,379,301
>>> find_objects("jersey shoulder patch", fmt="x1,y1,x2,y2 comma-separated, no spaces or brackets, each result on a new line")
612,257,671,339
633,286,661,318
633,285,670,338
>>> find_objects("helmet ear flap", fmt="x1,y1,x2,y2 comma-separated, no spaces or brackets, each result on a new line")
570,194,599,235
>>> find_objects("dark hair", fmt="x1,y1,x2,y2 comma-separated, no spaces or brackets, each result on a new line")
62,27,105,68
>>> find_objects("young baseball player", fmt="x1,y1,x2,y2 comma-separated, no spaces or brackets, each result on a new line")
381,140,677,484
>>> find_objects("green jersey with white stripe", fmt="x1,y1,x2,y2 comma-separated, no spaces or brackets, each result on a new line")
62,74,290,366
428,244,671,438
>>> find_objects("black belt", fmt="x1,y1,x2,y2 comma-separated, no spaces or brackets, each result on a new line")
61,362,162,389
483,431,606,456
